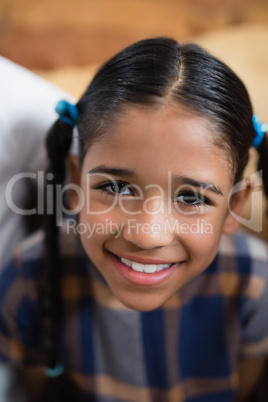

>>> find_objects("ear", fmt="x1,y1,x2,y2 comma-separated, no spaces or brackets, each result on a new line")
68,154,81,210
223,177,252,234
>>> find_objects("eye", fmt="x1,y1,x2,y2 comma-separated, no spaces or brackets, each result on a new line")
175,190,210,207
96,181,134,196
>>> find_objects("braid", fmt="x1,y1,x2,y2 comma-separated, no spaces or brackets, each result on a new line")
42,118,73,369
39,101,83,400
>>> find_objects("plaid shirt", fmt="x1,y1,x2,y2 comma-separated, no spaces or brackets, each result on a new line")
0,220,268,402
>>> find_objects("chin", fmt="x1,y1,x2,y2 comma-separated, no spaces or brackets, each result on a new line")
115,291,168,312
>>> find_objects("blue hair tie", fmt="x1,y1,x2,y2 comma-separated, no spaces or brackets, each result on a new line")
55,100,79,127
44,363,64,378
252,115,268,149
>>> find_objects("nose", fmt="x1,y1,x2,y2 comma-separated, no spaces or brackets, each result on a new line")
122,199,176,249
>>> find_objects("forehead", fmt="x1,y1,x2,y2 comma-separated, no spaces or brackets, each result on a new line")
83,105,232,185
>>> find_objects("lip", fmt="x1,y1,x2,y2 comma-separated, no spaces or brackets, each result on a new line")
110,252,177,265
108,252,179,286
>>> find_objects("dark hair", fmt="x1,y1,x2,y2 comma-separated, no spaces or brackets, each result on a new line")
76,38,257,182
42,37,267,398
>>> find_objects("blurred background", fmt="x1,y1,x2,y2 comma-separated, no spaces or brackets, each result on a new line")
0,0,267,70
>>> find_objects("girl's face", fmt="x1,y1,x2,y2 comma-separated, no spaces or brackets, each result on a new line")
78,105,243,311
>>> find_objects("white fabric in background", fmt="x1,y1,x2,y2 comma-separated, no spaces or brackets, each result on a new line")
0,56,76,271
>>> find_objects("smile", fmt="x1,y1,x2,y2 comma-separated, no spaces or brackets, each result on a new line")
116,256,173,273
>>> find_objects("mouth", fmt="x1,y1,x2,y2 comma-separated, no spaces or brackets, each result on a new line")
108,252,180,286
114,254,175,273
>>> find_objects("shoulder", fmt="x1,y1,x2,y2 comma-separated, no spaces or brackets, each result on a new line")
219,231,268,269
17,230,45,263
0,230,45,310
3,217,87,279
217,231,268,301
0,230,45,364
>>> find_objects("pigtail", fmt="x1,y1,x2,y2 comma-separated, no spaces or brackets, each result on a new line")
43,118,73,369
253,116,268,216
40,103,82,401
257,132,268,202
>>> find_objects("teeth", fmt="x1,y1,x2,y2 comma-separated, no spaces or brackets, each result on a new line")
122,258,132,267
156,264,168,271
132,262,145,272
120,257,172,273
144,264,157,273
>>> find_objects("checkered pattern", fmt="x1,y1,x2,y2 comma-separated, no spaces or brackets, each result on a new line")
0,220,268,401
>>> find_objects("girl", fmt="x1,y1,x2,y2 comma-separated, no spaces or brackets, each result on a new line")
0,37,268,402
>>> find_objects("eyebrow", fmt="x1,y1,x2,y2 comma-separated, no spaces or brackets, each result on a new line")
174,175,224,196
88,165,136,177
88,166,224,196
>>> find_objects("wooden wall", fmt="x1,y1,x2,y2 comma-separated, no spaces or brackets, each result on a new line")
0,0,267,69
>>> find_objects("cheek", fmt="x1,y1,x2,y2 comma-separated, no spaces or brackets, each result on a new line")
79,203,122,259
80,203,122,235
185,205,228,249
79,211,106,244
178,218,223,271
189,232,220,257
